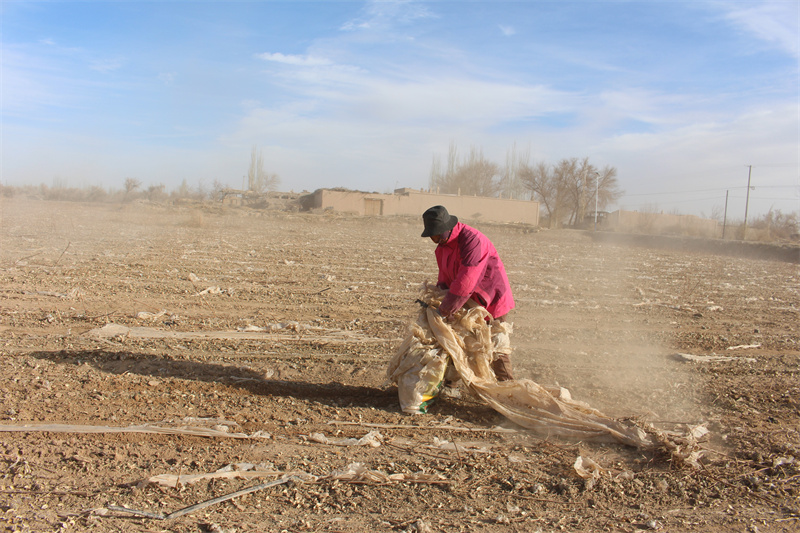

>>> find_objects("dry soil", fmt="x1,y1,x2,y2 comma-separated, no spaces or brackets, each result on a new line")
0,199,798,532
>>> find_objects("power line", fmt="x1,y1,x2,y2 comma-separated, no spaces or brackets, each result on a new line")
622,188,734,198
623,196,728,206
622,194,799,207
621,185,797,198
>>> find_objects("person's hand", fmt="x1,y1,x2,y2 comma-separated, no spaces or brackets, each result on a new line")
434,306,454,322
437,291,458,318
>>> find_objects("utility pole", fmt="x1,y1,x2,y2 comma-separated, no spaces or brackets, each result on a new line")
743,165,752,241
722,190,729,239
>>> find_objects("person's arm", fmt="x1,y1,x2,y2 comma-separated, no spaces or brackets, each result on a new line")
437,232,488,316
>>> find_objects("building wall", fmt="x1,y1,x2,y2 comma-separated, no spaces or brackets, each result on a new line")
306,188,539,226
607,210,718,238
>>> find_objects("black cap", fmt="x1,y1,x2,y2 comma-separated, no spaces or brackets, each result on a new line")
421,205,458,237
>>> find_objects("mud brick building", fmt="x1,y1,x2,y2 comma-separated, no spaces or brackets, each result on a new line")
300,187,540,226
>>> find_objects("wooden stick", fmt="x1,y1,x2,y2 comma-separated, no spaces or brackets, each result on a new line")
14,250,43,265
164,475,299,519
108,475,300,520
54,241,71,266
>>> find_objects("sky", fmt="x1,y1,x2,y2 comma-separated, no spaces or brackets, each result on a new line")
2,0,798,219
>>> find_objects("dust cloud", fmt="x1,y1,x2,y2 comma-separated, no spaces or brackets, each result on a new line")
489,228,701,423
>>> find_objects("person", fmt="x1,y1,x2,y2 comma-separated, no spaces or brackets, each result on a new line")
421,205,515,380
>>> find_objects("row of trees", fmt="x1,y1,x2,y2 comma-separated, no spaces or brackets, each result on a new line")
428,143,623,228
0,146,283,204
0,179,215,204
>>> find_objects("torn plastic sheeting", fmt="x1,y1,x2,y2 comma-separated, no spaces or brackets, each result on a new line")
574,456,604,489
388,436,494,455
303,430,383,447
85,323,387,343
148,464,283,488
726,343,760,350
673,352,756,363
0,422,266,439
136,310,168,320
430,437,492,454
387,287,654,448
325,462,448,485
152,462,446,490
385,331,448,414
194,286,223,296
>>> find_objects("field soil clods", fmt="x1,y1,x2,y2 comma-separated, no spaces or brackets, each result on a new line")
1,199,798,532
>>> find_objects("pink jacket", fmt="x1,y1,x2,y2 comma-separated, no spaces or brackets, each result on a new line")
435,222,515,319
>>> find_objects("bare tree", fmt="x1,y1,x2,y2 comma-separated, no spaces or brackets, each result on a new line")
429,144,500,197
428,142,460,193
564,158,624,226
248,146,280,193
519,161,570,228
430,144,622,222
498,142,530,200
174,180,190,200
146,183,167,202
211,179,229,202
595,165,623,212
751,209,799,240
124,177,141,202
455,147,500,197
522,157,622,227
562,157,592,226
549,158,578,227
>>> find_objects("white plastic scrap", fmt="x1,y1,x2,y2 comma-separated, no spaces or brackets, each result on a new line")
430,437,492,454
574,456,604,489
304,430,383,447
726,344,761,351
136,310,167,320
324,462,446,484
674,353,757,363
148,463,283,488
195,286,222,296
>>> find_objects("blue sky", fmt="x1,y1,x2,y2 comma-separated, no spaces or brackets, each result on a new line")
2,0,798,218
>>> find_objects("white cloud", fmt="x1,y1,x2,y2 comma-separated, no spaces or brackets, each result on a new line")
158,72,176,85
256,52,333,67
340,0,436,32
341,77,572,125
90,58,123,72
592,99,799,214
723,1,799,57
498,25,516,37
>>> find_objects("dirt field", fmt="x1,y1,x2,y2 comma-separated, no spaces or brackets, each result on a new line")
1,198,798,532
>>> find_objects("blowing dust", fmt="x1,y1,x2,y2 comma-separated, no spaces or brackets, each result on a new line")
493,229,701,425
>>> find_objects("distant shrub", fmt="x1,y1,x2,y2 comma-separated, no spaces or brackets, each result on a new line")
88,186,108,202
750,209,798,242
